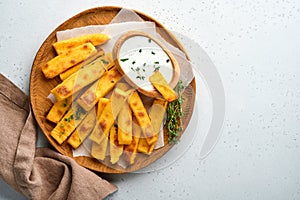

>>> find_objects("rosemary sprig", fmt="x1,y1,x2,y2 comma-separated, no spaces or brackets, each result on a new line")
166,80,184,143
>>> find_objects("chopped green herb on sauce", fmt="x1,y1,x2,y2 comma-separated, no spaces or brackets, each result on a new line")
136,75,145,80
153,66,160,71
120,58,129,62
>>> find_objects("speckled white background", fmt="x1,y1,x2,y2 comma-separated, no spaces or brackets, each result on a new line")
1,0,300,199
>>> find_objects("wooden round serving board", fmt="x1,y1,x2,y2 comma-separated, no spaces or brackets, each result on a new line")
30,6,196,174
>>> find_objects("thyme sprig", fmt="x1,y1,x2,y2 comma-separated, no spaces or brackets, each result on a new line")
166,80,184,143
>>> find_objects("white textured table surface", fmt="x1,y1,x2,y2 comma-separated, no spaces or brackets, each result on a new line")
1,0,300,199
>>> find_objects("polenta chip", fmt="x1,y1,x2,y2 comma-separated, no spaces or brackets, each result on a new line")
67,110,97,149
59,48,105,81
149,70,178,102
51,55,110,101
137,138,155,155
77,67,122,111
91,138,108,161
46,92,80,124
129,91,155,145
85,98,109,145
89,87,132,143
97,98,110,118
123,121,141,165
42,43,96,79
89,120,109,145
110,125,124,164
46,96,72,124
118,103,132,145
148,98,168,145
53,33,110,55
50,103,87,144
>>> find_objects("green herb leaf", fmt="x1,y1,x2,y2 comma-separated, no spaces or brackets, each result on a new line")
120,58,129,62
62,99,68,107
153,66,160,71
136,75,145,80
75,106,85,120
101,59,109,65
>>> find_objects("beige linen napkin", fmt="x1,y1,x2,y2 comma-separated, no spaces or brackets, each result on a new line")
0,73,117,199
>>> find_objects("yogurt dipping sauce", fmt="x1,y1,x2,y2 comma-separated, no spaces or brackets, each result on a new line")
119,36,174,92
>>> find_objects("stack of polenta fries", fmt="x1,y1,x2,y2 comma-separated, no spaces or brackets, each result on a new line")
43,33,178,166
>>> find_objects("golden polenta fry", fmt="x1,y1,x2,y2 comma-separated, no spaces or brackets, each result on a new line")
50,103,87,144
149,70,178,102
97,98,110,118
67,109,97,149
137,138,155,155
148,98,168,145
46,92,80,124
129,91,155,145
89,86,132,143
46,96,73,124
110,125,124,164
123,121,142,165
59,48,105,81
53,33,110,55
87,98,109,146
91,137,108,161
77,67,122,111
51,54,109,101
118,103,132,145
42,43,96,79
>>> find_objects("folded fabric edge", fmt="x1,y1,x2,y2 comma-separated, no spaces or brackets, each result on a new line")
0,73,29,112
